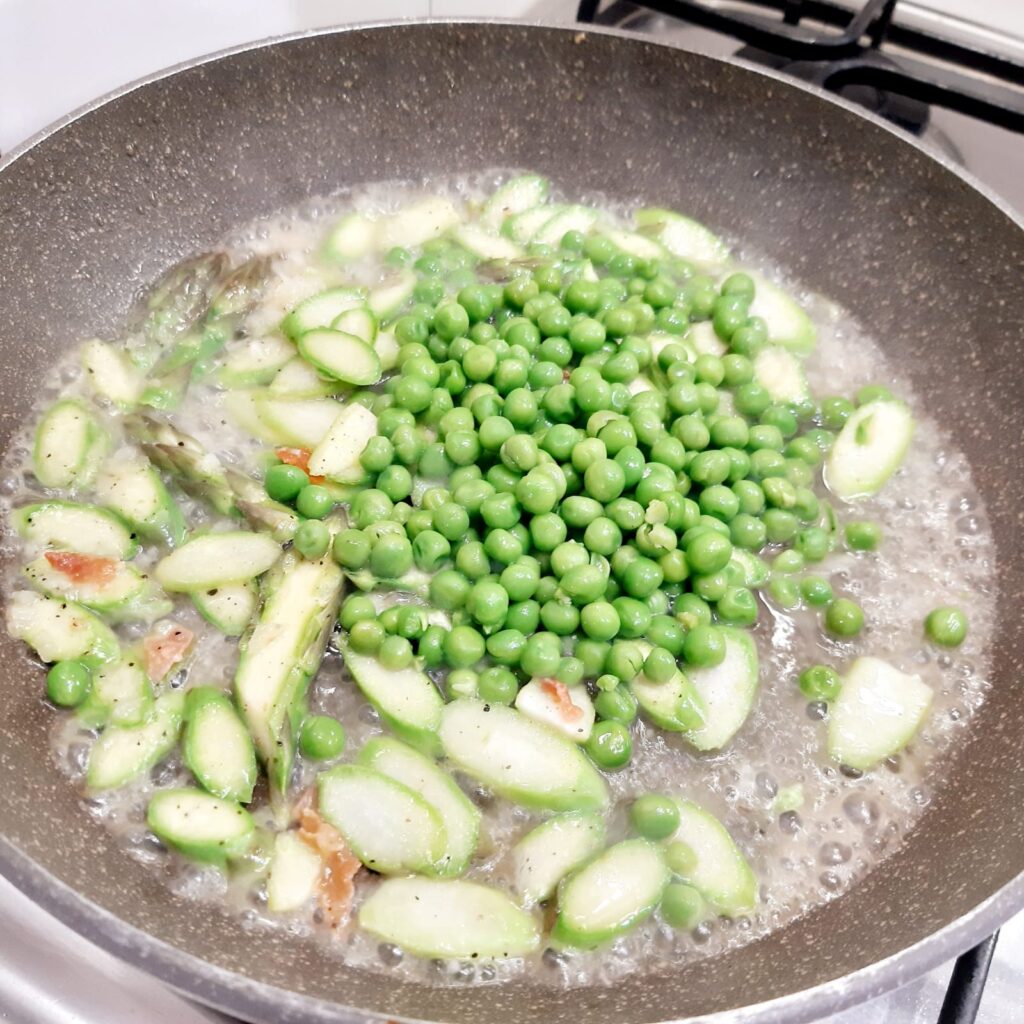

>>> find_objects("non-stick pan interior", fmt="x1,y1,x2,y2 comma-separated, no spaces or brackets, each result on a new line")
0,21,1022,1024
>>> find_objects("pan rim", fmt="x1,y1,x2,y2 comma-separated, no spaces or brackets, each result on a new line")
1,17,1022,1024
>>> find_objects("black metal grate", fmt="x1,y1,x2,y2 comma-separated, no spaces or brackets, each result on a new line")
575,3,1013,1020
577,0,1024,133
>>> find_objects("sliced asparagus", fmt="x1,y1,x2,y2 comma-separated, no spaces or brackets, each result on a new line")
234,548,343,796
183,687,258,803
359,877,540,959
86,690,185,790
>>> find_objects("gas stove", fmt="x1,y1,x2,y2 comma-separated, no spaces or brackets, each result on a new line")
1,3,1022,1023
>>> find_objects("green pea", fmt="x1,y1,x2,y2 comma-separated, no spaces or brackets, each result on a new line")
662,883,705,930
763,508,799,544
562,565,610,606
348,619,385,655
549,542,587,579
378,635,414,670
599,497,638,534
429,502,468,542
696,484,738,523
564,279,601,314
430,569,470,611
520,633,561,677
578,458,623,503
414,625,445,668
578,517,619,558
407,530,448,573
481,629,522,668
800,575,834,607
453,284,491,323
475,666,517,705
570,434,606,473
46,660,91,707
466,579,509,628
804,427,835,452
621,557,664,598
528,512,567,553
572,638,608,679
498,560,539,603
794,527,830,563
773,549,805,575
820,396,855,430
639,616,681,658
264,463,308,504
338,594,375,630
717,586,758,626
606,640,645,682
299,715,346,760
733,382,769,419
769,576,800,609
844,520,882,551
379,606,402,635
475,416,512,453
541,599,581,636
396,606,427,640
483,528,524,565
504,600,540,636
925,606,968,647
433,302,470,341
593,683,638,725
512,469,557,516
369,534,413,579
760,404,798,439
553,656,584,687
444,625,486,668
444,668,477,699
665,840,698,878
685,531,732,575
729,513,767,552
329,529,368,570
586,720,632,770
503,388,539,430
505,277,540,309
642,646,676,684
535,304,569,338
394,314,429,346
540,423,580,461
682,625,726,668
785,435,821,466
609,597,650,641
294,484,333,520
798,664,842,701
856,384,893,405
453,541,487,580
394,375,432,414
293,519,330,561
580,601,620,642
625,795,678,844
825,598,864,637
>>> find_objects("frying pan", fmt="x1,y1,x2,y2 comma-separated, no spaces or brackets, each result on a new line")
0,19,1022,1024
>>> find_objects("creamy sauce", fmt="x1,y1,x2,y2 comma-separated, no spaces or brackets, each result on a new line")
0,172,995,988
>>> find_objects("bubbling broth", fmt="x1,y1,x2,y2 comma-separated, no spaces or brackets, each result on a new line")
1,172,994,988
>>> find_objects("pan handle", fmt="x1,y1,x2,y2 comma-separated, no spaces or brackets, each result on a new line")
937,932,999,1024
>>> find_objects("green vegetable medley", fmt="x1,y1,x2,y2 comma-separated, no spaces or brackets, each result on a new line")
3,174,971,966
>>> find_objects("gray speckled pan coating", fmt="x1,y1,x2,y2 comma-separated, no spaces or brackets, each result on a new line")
0,20,1022,1024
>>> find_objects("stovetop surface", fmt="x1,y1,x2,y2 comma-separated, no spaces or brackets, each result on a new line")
1,3,1022,1023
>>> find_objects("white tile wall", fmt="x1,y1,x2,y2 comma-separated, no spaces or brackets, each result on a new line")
0,0,431,154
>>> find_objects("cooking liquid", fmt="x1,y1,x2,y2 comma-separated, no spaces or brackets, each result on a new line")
0,173,996,987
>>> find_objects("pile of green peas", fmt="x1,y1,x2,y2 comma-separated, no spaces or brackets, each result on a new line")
267,228,895,770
